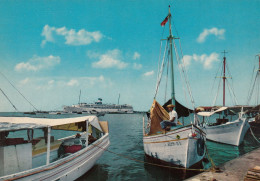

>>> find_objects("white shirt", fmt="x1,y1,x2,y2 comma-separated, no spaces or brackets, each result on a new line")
169,110,178,124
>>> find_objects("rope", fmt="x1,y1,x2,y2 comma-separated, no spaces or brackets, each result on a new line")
226,63,238,105
154,41,169,99
0,88,19,112
249,127,260,144
92,143,210,172
0,71,39,111
247,65,256,105
177,39,196,109
248,73,258,105
226,80,238,105
212,69,222,106
172,40,194,123
211,60,222,96
204,142,220,172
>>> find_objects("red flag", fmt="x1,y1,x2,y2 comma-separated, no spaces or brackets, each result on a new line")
160,16,168,26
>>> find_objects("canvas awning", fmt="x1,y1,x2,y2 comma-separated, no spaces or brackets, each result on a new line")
0,116,102,132
197,107,228,117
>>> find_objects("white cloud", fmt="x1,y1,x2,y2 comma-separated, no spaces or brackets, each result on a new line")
15,55,60,72
197,28,225,43
133,63,142,70
41,25,103,47
67,79,79,87
182,53,219,69
182,55,193,67
48,80,54,85
143,70,154,77
91,49,128,69
133,52,141,60
20,78,30,85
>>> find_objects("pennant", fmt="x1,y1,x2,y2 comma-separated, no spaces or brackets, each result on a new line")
160,16,168,26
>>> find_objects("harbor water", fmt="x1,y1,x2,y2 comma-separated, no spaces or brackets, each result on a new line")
0,113,259,180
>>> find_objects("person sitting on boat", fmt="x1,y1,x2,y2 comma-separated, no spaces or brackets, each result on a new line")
160,104,178,130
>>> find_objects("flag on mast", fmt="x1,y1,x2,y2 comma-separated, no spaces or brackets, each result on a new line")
160,16,168,26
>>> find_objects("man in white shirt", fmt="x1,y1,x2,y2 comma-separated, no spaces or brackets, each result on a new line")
160,104,178,130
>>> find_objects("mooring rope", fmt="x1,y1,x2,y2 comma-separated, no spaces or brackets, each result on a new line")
92,142,214,172
249,127,260,144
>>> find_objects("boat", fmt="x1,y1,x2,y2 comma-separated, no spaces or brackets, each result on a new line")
246,54,260,134
197,107,250,146
0,115,109,180
196,52,250,146
64,98,133,114
143,6,206,168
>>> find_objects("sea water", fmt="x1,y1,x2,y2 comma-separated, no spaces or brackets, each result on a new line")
77,113,260,181
0,113,259,180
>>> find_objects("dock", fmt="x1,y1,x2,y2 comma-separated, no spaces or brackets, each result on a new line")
186,147,260,181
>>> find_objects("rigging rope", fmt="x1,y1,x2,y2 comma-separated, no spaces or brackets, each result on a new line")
247,65,256,105
156,26,166,90
211,60,222,97
249,127,260,144
247,72,258,105
0,71,39,111
177,39,196,109
172,41,193,122
154,41,169,99
226,80,238,105
212,70,222,106
172,39,194,123
226,62,238,105
0,88,19,112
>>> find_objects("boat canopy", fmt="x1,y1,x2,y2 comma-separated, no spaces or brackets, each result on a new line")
163,99,193,118
197,107,228,117
0,116,102,132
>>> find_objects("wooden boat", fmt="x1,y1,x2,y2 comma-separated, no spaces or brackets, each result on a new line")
197,107,250,146
143,6,206,168
0,115,109,180
196,52,250,146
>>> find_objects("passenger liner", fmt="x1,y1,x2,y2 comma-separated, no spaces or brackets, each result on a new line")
64,98,134,114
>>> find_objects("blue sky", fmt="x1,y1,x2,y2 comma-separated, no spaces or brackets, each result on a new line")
0,0,260,112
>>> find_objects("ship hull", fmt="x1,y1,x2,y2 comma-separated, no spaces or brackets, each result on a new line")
143,125,206,168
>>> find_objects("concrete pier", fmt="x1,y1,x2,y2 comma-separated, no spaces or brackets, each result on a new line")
186,147,260,181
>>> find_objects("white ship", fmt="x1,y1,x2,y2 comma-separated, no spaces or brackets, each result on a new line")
64,98,134,114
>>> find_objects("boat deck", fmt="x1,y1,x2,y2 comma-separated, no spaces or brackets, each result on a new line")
186,147,260,181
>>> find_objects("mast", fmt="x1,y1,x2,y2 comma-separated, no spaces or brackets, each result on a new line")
257,54,260,104
118,93,120,105
222,50,228,106
168,5,175,108
257,54,260,73
78,90,81,104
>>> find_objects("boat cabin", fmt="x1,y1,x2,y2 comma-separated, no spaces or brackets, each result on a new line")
0,116,109,178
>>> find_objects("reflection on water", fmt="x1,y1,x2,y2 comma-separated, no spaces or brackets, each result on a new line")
0,112,259,180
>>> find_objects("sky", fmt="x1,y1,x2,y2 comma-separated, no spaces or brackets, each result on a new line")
0,0,260,112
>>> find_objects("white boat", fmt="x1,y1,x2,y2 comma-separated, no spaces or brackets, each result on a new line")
197,107,250,146
143,6,206,168
64,98,133,114
196,52,250,146
0,115,109,180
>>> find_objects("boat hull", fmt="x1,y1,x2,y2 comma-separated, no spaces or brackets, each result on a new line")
0,134,110,181
199,118,250,146
143,125,206,168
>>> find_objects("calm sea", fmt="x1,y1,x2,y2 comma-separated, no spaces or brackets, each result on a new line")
1,112,259,180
